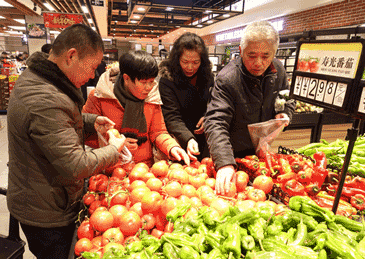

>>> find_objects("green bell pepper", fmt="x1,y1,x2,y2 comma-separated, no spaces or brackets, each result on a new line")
288,218,307,246
126,241,144,254
179,245,201,259
248,217,266,241
289,196,334,223
162,242,179,259
241,235,255,251
222,223,241,259
166,203,191,223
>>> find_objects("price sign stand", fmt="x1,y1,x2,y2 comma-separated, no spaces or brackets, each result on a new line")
290,38,365,214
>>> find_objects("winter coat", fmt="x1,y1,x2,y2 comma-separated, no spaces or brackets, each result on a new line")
204,57,295,170
158,63,214,159
82,69,180,168
7,52,120,228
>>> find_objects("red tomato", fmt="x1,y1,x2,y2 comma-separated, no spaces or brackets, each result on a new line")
235,171,249,192
83,192,97,207
146,178,163,192
182,184,197,198
101,227,124,246
74,238,93,256
112,167,127,179
89,174,109,192
88,200,102,216
109,204,128,228
164,181,182,198
110,192,129,207
160,197,180,217
205,178,216,190
189,176,206,189
119,211,142,237
91,236,103,247
89,210,114,232
141,214,156,230
168,169,189,184
252,175,274,194
77,220,95,240
155,213,168,231
151,160,169,177
247,188,266,202
129,187,151,205
129,202,144,217
190,160,201,169
141,191,162,214
151,228,164,239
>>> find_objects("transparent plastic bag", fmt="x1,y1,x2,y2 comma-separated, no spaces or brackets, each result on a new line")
97,131,133,165
248,118,288,160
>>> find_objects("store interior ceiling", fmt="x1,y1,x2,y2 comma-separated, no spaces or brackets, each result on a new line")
0,0,244,39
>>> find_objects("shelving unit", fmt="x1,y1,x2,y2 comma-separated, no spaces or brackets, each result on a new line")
276,41,297,79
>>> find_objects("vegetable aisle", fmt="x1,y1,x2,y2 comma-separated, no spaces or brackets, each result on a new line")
73,152,365,259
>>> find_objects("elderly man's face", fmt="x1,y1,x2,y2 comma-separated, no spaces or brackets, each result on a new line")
240,41,275,77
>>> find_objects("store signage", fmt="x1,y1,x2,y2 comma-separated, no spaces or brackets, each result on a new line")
290,39,365,120
43,13,83,28
216,29,244,42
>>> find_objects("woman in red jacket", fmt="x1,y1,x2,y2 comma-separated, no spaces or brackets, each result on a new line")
83,50,190,168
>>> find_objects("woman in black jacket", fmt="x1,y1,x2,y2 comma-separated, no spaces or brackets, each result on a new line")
158,32,214,161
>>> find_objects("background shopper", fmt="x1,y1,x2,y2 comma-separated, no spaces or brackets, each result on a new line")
6,24,125,259
158,32,214,161
204,21,295,194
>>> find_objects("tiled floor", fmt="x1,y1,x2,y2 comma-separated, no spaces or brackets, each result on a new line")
0,115,36,259
0,113,353,259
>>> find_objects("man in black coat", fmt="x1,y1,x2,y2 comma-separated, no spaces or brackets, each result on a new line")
204,21,295,194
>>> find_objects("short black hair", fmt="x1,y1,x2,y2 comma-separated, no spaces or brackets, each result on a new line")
119,50,158,82
41,44,52,54
51,24,104,59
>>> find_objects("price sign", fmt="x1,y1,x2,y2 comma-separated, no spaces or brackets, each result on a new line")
290,39,365,119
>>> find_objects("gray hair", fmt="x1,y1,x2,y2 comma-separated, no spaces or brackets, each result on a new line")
240,21,279,54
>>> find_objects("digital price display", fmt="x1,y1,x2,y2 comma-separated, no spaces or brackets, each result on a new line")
290,39,365,120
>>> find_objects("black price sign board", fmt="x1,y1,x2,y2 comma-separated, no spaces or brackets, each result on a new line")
289,39,365,120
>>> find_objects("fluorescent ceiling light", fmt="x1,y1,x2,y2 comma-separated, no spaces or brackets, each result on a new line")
0,15,5,19
207,20,213,24
204,10,212,13
88,18,93,23
14,19,25,24
8,26,26,30
5,31,23,35
81,6,89,13
137,7,145,12
92,27,96,31
165,7,174,11
197,24,203,27
0,0,13,7
223,14,230,18
44,3,55,11
133,15,140,19
130,20,137,23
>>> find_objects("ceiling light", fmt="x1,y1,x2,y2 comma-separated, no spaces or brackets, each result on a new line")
197,25,203,27
92,27,96,31
44,3,55,11
0,15,5,19
165,7,174,11
175,25,180,28
207,20,213,24
204,10,212,13
5,31,23,35
88,18,93,23
14,19,25,24
223,14,230,18
137,7,145,12
151,30,154,33
130,20,137,23
149,24,154,26
130,34,132,36
8,26,26,30
133,15,140,19
81,5,89,14
0,0,13,7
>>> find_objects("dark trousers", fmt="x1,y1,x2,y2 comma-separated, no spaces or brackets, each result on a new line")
19,220,76,259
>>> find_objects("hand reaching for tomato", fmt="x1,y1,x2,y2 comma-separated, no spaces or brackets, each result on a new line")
94,116,115,134
107,129,126,152
170,146,190,166
215,165,235,195
187,139,200,161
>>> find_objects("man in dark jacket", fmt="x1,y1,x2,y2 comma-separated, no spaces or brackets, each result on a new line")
204,21,295,194
7,24,125,258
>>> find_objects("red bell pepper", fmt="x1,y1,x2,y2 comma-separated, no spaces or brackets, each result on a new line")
276,172,297,184
278,158,293,175
313,151,327,168
350,194,365,211
297,168,313,185
327,184,365,198
312,166,328,189
282,179,306,197
344,176,365,190
305,183,320,196
240,158,259,172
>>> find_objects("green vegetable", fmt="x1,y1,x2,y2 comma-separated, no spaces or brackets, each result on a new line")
289,196,334,223
258,203,276,220
163,242,179,259
205,231,223,251
318,249,327,259
161,232,198,251
166,203,191,223
241,235,255,251
248,217,266,241
333,215,364,232
207,248,225,259
246,250,293,259
356,235,365,258
288,218,307,246
323,231,363,259
126,241,144,254
290,245,318,259
179,245,201,259
266,218,283,236
222,223,241,259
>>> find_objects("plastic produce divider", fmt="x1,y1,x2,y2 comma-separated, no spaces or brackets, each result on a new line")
332,118,360,214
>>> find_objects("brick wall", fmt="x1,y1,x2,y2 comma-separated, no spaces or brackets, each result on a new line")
202,0,365,45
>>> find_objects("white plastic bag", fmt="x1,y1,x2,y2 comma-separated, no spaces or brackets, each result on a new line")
97,131,133,165
247,118,288,159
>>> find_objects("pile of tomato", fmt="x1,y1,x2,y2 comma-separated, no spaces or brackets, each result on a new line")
74,158,281,258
